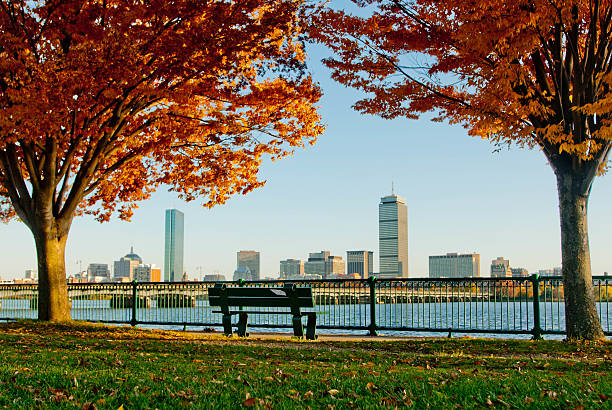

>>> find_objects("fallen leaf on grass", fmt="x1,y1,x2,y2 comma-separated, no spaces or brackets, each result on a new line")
328,389,340,397
380,397,398,406
303,391,314,399
242,398,264,407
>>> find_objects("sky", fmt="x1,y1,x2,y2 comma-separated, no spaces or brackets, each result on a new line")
1,45,611,281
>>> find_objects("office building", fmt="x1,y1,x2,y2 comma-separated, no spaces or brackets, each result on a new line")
164,209,184,282
346,251,374,279
87,264,110,282
280,259,304,278
536,267,562,277
429,253,480,278
113,247,142,281
325,256,346,278
304,251,328,276
233,267,252,281
237,251,260,281
134,264,161,282
24,269,37,281
511,268,528,278
379,194,408,278
203,274,226,281
304,251,345,279
490,257,511,278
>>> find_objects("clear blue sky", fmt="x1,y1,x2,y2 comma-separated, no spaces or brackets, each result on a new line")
1,45,611,280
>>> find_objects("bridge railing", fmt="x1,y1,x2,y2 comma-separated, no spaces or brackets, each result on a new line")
0,275,610,337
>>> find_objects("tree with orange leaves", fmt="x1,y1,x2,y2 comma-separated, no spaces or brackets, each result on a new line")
311,0,611,339
0,0,323,321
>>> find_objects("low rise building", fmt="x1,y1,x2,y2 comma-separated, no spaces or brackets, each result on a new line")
304,251,345,279
203,274,226,281
133,264,161,282
490,257,511,278
87,264,110,282
233,267,251,281
429,253,480,278
511,268,528,278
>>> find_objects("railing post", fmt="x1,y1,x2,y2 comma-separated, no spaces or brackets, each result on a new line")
530,274,542,340
368,276,378,336
237,279,245,312
130,280,137,327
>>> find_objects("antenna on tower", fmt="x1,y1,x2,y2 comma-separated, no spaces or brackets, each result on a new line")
392,180,395,195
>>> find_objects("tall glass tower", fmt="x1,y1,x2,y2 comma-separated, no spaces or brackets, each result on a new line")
164,209,184,282
378,194,408,278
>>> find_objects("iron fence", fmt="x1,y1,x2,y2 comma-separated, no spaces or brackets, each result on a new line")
0,275,610,338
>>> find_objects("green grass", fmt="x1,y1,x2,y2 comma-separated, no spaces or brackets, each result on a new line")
0,321,610,409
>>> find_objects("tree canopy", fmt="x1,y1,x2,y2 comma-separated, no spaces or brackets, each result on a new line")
311,0,611,339
0,0,323,321
312,0,611,169
0,0,323,227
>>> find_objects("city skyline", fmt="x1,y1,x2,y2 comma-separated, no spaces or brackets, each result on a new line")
1,45,612,279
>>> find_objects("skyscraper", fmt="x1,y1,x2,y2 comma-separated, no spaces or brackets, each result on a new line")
237,251,260,281
379,193,408,278
164,209,184,282
347,251,374,279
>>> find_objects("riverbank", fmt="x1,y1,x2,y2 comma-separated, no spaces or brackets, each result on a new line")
0,321,610,408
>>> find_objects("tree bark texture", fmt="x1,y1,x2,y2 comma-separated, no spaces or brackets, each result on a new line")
32,229,71,322
556,171,605,340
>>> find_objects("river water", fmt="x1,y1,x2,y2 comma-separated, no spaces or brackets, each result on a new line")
2,299,610,339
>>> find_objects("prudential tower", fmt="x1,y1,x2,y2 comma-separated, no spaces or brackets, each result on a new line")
378,192,408,278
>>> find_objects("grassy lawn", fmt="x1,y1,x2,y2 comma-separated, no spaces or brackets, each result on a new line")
0,321,610,409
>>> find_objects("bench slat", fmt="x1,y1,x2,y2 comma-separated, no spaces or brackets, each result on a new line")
209,295,314,308
208,287,312,298
212,310,316,315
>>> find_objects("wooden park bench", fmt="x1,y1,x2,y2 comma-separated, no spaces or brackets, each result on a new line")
208,283,317,340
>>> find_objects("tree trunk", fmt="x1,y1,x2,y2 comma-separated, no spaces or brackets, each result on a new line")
556,171,605,340
32,229,71,321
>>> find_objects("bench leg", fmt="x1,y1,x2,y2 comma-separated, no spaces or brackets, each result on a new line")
306,313,317,340
222,314,233,337
237,312,249,337
292,315,304,338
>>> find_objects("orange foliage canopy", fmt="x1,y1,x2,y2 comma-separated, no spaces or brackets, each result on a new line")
311,0,612,179
0,0,323,226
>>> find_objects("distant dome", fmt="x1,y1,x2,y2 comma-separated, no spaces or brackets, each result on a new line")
124,246,142,264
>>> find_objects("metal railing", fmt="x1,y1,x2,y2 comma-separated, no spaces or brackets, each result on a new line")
1,275,610,338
